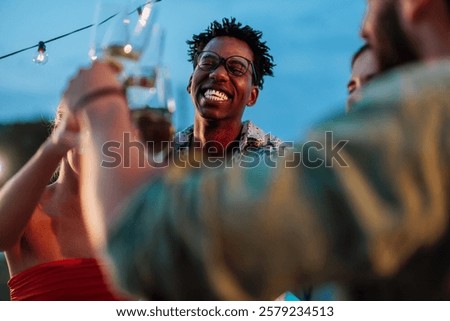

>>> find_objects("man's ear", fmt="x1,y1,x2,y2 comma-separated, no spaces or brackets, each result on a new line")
246,87,259,107
399,0,432,22
186,74,193,93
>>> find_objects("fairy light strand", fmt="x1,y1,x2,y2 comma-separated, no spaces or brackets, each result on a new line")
0,0,161,61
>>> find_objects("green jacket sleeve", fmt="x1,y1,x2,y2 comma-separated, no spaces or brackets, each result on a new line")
107,60,450,300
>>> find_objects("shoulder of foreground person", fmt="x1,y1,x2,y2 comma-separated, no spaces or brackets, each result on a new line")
105,59,450,300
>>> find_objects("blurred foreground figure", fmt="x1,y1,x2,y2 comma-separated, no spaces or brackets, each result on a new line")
63,0,450,300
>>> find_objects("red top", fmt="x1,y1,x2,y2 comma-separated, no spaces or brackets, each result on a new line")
8,258,125,300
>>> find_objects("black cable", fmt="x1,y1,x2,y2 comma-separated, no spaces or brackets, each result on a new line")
0,0,161,61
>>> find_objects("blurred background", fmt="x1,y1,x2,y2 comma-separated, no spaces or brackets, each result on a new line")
0,0,366,300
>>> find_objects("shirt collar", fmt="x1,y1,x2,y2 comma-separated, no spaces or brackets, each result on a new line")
173,120,279,153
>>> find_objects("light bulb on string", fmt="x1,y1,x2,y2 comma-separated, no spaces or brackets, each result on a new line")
33,41,48,65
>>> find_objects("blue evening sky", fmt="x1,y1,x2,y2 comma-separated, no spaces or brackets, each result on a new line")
0,0,366,141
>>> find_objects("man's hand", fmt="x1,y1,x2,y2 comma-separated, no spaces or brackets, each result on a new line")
63,61,123,113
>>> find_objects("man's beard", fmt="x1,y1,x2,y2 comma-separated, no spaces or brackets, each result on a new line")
374,1,420,72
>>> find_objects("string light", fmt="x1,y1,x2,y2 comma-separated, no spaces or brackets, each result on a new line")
33,41,48,65
0,0,161,63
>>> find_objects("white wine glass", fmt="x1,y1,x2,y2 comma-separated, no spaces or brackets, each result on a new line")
126,23,175,154
90,1,173,155
129,66,176,155
126,23,164,110
89,0,160,82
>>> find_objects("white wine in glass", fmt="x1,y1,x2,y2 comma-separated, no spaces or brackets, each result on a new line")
91,0,160,81
125,66,157,110
129,66,175,155
125,23,164,109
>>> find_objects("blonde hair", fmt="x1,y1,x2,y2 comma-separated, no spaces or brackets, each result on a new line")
52,99,66,130
48,99,66,183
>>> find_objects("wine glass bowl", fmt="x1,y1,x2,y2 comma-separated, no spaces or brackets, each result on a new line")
125,66,157,109
129,65,176,155
90,0,160,79
90,1,174,155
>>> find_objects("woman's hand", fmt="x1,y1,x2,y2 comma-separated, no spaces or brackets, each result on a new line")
44,101,80,158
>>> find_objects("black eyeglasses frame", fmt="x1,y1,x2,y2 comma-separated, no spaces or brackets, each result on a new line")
195,50,257,86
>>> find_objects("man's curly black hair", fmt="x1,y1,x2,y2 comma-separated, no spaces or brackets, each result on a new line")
186,17,275,90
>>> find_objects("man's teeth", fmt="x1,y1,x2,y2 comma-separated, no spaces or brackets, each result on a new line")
204,89,229,101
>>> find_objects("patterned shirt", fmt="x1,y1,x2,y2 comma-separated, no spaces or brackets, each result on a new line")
172,120,283,162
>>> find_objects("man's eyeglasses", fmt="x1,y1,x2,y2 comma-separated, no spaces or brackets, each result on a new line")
195,51,257,85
